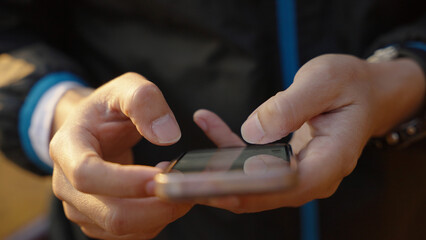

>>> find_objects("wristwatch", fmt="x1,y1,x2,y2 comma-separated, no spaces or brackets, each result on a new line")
367,44,426,149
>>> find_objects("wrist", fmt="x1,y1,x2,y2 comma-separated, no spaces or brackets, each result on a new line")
18,72,88,172
52,87,93,136
368,58,425,137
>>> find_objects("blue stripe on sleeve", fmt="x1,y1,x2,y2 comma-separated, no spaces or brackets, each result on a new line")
18,72,86,174
276,0,300,89
405,41,426,52
301,199,320,240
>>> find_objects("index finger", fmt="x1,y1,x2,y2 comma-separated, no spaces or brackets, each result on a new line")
102,72,181,146
50,125,161,198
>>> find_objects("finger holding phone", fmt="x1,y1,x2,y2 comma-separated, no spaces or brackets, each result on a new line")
191,54,425,213
50,72,193,240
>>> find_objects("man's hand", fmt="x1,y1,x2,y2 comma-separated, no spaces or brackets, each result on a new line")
201,54,425,213
50,73,190,239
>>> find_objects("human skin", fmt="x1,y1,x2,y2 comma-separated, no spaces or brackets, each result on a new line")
50,73,245,239
50,54,424,238
202,54,425,212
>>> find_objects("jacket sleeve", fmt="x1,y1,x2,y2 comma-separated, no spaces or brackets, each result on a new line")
366,12,426,75
0,1,86,175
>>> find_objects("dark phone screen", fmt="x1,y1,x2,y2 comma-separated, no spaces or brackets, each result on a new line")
170,144,292,174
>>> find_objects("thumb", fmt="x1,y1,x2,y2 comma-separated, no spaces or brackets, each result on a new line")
241,72,337,144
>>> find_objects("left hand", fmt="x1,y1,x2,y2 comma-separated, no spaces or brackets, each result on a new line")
50,73,193,239
195,54,425,213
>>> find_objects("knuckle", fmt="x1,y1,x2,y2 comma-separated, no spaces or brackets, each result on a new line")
48,137,58,160
49,132,66,164
305,54,365,86
70,168,88,193
301,56,347,91
299,56,336,83
126,81,161,115
52,169,66,200
52,172,60,194
51,179,63,200
263,96,281,121
266,93,296,133
70,154,94,193
122,72,144,80
313,60,336,80
135,81,161,101
63,204,79,223
269,94,285,118
80,227,99,239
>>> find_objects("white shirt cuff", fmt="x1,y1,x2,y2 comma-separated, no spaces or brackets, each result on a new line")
29,81,84,167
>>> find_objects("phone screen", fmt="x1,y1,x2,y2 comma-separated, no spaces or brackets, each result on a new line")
170,144,292,175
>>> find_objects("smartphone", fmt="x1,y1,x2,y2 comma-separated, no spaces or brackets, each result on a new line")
154,144,297,200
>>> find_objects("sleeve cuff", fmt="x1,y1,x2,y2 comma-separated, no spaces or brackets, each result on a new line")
398,41,426,77
19,72,87,174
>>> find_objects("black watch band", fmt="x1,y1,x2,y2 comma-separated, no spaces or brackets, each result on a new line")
367,43,426,149
369,113,426,149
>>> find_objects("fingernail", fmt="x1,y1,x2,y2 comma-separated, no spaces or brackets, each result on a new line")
152,114,181,144
197,118,208,131
145,180,155,196
241,113,265,143
243,155,268,175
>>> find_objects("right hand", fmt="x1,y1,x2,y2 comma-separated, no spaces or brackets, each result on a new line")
50,73,192,239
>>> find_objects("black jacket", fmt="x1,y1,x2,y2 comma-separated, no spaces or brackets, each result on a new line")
1,0,425,239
